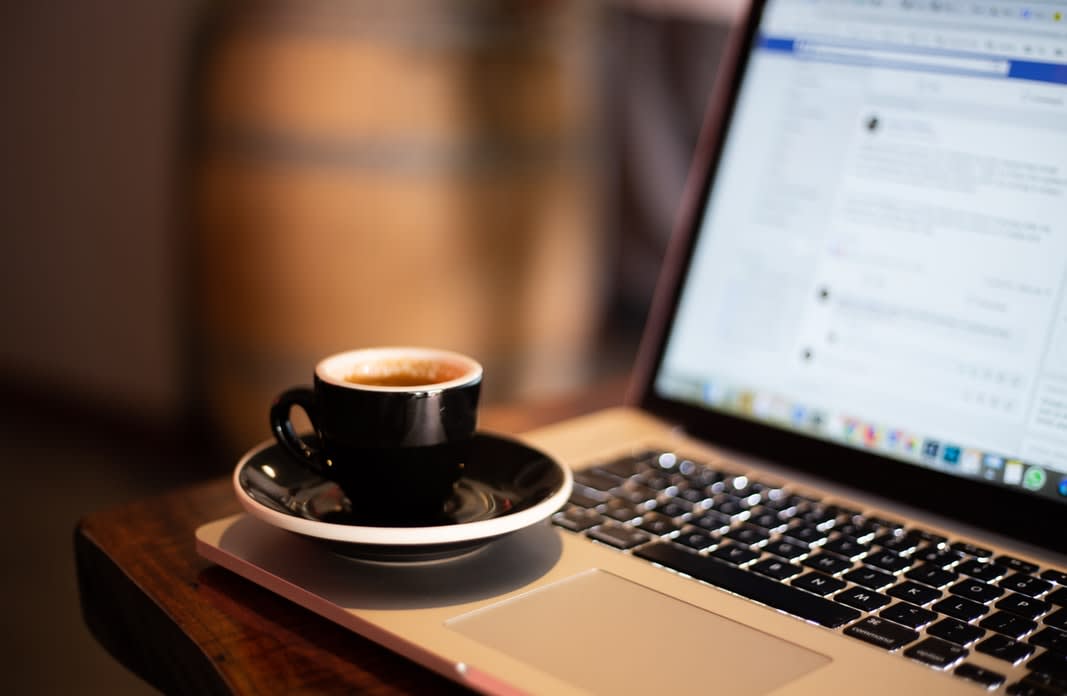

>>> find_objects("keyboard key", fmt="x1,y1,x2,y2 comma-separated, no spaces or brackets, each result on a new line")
623,451,661,469
954,663,1005,690
1007,672,1067,696
763,493,807,514
865,550,913,574
906,563,959,588
751,557,804,581
844,616,919,650
673,530,719,552
950,541,993,558
979,610,1037,640
637,471,681,493
637,514,683,537
680,466,725,490
836,587,891,612
888,581,942,606
835,519,880,540
914,529,949,546
603,500,644,522
1049,587,1067,607
1042,569,1067,586
790,491,826,506
688,510,733,532
824,504,862,521
586,524,650,550
792,572,847,596
951,578,1005,604
746,507,786,530
957,559,1008,583
868,516,905,534
997,555,1040,575
727,478,766,502
613,482,659,505
785,522,828,547
711,494,747,517
927,617,986,646
976,634,1034,664
822,535,868,560
568,485,607,508
1030,626,1067,654
725,524,771,547
797,504,838,527
640,451,673,467
778,497,814,514
874,531,922,554
764,539,808,560
904,636,968,668
1011,670,1067,696
803,552,853,576
656,500,693,519
634,541,861,628
933,596,989,622
710,543,761,566
677,487,710,504
913,546,964,568
762,489,795,504
1027,649,1067,679
997,593,1051,619
844,566,897,590
552,506,604,532
880,602,938,629
649,452,681,472
1046,608,1067,631
574,469,623,491
1000,573,1053,598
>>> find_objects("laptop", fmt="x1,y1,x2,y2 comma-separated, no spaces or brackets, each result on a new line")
197,0,1067,692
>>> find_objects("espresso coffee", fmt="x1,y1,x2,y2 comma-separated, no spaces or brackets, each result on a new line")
270,347,483,522
344,358,470,388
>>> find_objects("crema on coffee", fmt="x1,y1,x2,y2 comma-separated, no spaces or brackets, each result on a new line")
344,359,470,387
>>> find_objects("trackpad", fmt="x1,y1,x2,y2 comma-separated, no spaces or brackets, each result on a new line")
448,569,830,695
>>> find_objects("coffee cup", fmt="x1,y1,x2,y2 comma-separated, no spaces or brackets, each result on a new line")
269,347,482,521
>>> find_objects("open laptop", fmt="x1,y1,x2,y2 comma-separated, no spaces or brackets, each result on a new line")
197,0,1067,692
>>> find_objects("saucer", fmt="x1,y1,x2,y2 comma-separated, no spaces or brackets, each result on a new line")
233,433,572,562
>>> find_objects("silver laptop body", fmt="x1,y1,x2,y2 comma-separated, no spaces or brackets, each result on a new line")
198,0,1067,692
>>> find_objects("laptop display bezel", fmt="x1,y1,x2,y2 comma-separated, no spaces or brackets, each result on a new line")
630,0,1067,556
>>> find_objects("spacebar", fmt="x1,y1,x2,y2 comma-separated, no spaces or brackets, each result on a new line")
634,542,861,628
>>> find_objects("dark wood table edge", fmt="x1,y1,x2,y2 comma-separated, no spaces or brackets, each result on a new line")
76,511,233,695
75,380,627,694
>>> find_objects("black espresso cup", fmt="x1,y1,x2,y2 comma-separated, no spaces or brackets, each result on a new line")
270,347,482,521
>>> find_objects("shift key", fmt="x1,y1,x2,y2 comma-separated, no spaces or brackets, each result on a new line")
634,541,861,628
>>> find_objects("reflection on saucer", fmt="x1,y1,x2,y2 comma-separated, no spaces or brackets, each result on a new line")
233,433,572,563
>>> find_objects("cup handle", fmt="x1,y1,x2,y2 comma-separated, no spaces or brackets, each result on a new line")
270,387,326,474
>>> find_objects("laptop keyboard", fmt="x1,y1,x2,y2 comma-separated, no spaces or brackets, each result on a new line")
552,449,1067,694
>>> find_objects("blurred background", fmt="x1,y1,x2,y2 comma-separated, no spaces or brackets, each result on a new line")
0,0,738,691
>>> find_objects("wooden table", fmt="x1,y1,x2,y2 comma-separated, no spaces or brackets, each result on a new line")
75,381,626,695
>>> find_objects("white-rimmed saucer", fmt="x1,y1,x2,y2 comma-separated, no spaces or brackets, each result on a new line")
233,433,572,563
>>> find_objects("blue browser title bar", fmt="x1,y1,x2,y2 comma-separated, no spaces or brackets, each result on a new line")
758,34,1067,85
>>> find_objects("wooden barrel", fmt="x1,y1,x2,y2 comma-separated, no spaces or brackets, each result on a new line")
189,0,605,453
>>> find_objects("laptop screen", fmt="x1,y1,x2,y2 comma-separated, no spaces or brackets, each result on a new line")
653,0,1067,508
